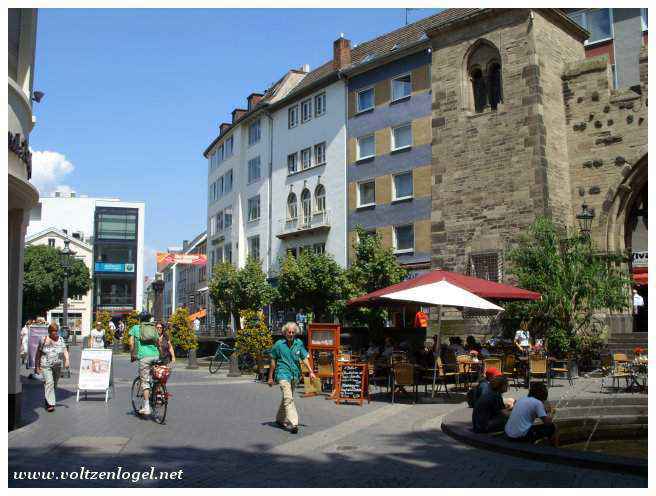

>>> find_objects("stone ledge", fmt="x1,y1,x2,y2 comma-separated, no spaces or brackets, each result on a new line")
440,405,647,477
562,55,609,79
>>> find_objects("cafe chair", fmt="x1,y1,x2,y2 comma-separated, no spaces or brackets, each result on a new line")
549,356,574,387
501,354,520,389
390,351,408,365
427,357,458,397
257,354,271,382
391,362,417,404
483,358,502,372
601,361,631,392
456,354,474,391
612,352,629,364
528,354,548,386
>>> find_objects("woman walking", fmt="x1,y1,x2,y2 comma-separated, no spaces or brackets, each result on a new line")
157,322,176,366
34,322,70,412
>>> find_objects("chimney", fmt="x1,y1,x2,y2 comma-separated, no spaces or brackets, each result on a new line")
219,122,231,135
333,35,352,70
231,108,248,123
301,64,310,73
247,93,264,110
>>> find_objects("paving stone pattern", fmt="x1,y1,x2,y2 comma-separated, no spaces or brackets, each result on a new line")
8,347,646,487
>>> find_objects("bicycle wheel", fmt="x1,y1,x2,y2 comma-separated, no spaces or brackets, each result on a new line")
131,377,143,415
150,382,168,424
209,354,224,374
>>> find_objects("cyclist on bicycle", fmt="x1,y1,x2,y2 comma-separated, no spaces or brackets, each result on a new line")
156,321,176,366
129,311,160,416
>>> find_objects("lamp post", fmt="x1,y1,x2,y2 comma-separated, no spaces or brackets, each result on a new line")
576,203,594,238
60,239,76,344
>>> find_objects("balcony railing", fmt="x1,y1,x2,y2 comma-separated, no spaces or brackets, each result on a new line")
277,209,331,239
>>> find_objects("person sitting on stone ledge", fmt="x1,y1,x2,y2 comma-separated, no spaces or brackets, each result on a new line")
468,366,504,408
472,376,514,433
505,382,559,446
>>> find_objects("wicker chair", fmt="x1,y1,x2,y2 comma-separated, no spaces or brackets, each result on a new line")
426,357,458,397
612,352,629,364
601,361,632,392
456,354,474,391
501,354,520,389
549,355,574,387
483,358,502,372
528,354,548,385
392,362,417,403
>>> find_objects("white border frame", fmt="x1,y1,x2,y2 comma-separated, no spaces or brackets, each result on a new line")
390,72,412,103
356,179,376,208
356,133,375,161
392,170,414,202
356,86,375,113
391,122,413,152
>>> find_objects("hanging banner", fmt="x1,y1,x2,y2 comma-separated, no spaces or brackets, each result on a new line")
156,252,207,272
78,348,113,391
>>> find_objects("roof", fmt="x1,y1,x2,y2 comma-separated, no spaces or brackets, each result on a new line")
25,226,93,251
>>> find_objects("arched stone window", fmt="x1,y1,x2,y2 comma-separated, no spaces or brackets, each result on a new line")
287,192,297,220
300,189,312,226
465,40,503,113
315,184,326,213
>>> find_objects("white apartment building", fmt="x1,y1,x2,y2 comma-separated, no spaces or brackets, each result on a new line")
26,191,146,317
25,228,94,337
269,74,347,271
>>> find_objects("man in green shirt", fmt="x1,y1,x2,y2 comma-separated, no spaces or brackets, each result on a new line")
129,312,160,416
268,322,316,434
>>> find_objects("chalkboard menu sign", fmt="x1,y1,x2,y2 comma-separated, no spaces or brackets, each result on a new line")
336,363,369,406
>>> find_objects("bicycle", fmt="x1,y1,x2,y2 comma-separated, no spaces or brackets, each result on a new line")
131,359,170,424
209,341,256,374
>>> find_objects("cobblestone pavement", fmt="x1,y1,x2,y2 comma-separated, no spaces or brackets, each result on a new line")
9,347,647,487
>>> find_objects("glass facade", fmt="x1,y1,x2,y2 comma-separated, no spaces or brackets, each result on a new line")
96,210,137,240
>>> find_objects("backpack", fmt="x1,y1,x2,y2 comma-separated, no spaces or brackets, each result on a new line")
139,322,159,344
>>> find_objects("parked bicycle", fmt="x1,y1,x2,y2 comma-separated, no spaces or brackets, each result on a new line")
131,359,170,424
209,341,256,374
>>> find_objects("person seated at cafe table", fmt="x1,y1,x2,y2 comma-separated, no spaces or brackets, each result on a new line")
414,339,435,369
364,341,380,360
472,376,514,433
448,336,467,356
505,382,559,446
465,335,482,354
381,337,395,359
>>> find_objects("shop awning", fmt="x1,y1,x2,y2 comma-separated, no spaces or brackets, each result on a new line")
188,309,207,320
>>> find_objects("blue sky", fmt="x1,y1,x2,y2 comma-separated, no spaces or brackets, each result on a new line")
30,8,443,277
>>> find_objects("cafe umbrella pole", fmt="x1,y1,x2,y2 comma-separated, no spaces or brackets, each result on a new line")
432,305,442,398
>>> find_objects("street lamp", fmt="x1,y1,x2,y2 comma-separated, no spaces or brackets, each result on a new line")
576,203,594,238
60,239,76,344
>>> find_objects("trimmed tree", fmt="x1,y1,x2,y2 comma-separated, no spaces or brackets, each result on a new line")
169,307,198,368
209,258,275,331
504,217,631,356
275,250,350,322
346,226,407,330
235,309,273,371
22,244,91,321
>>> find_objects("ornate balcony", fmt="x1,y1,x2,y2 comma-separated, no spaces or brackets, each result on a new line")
277,209,331,239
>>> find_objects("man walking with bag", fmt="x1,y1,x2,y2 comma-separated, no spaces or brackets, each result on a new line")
129,312,160,416
268,322,316,434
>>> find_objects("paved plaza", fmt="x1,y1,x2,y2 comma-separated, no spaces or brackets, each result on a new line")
8,347,647,487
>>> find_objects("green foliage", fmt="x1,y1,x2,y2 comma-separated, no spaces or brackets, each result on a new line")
504,217,630,355
275,250,351,322
22,244,92,321
209,258,275,330
169,307,197,351
235,310,273,360
345,227,407,328
94,310,113,346
122,310,139,350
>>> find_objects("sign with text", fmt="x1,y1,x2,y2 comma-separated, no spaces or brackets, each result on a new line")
156,252,207,272
336,363,369,406
95,262,135,273
78,348,112,391
27,324,49,369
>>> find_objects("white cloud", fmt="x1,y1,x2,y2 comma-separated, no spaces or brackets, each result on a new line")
30,150,75,195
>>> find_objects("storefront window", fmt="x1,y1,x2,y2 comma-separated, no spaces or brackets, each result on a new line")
96,278,135,306
96,211,137,240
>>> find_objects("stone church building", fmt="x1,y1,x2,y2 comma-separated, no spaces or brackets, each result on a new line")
425,9,647,340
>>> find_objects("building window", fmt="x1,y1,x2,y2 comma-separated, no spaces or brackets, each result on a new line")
468,251,502,282
30,203,42,221
288,105,298,128
224,170,233,193
358,229,377,243
357,180,375,208
357,87,375,112
391,123,412,151
224,206,232,229
357,134,375,160
314,92,326,116
287,152,298,174
314,142,326,165
48,238,56,247
301,189,312,226
392,74,412,101
225,136,234,157
224,243,232,264
95,244,135,264
567,9,613,44
217,144,224,162
247,195,260,222
216,211,224,232
315,184,326,213
218,176,224,198
301,147,312,170
248,236,260,261
287,193,298,220
394,224,414,253
392,171,413,201
209,216,215,236
313,242,326,255
96,211,138,240
467,41,503,113
248,119,261,145
248,156,261,183
301,98,312,123
287,247,298,258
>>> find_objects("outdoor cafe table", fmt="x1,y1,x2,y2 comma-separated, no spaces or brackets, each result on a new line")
626,359,648,393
